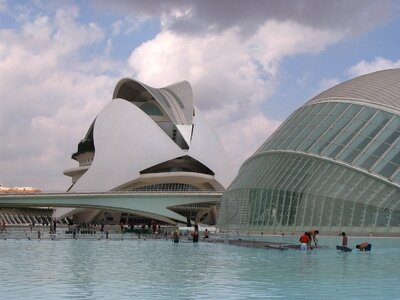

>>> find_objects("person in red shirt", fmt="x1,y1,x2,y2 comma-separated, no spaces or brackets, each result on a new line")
299,232,310,250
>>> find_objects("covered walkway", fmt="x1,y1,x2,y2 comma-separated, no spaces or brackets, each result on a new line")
0,191,223,224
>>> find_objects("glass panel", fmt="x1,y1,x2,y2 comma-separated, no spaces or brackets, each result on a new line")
264,108,309,149
310,103,325,114
333,116,352,129
319,102,337,114
376,209,390,227
309,114,325,126
384,148,400,165
139,102,164,116
300,139,317,152
370,111,392,126
344,118,365,133
356,153,380,170
297,127,315,140
323,114,338,127
357,107,375,120
342,201,353,226
352,202,365,227
374,130,399,150
388,116,400,131
370,140,391,157
321,128,341,143
373,160,398,178
343,104,362,118
349,135,372,151
392,171,400,184
363,123,383,138
324,143,345,158
341,148,361,163
333,102,349,114
308,141,325,155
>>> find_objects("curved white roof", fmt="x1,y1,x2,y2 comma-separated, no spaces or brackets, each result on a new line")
307,69,400,110
113,78,194,125
67,79,233,192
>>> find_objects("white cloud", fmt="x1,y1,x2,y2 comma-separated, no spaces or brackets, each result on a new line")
248,20,344,76
104,38,112,56
315,78,341,95
0,6,121,191
217,113,281,175
128,29,270,118
2,1,397,191
0,0,6,12
94,0,396,36
347,57,400,78
127,20,346,173
112,20,122,36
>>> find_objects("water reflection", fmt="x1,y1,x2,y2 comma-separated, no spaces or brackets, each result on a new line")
0,238,399,299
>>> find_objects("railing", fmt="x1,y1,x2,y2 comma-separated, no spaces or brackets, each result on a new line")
0,190,225,196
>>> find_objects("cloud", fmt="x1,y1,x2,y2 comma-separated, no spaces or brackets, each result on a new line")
248,20,343,76
128,29,270,118
2,1,398,191
0,0,7,13
347,57,400,78
0,5,121,190
217,113,281,175
94,0,397,36
127,19,345,172
314,78,341,96
112,20,122,36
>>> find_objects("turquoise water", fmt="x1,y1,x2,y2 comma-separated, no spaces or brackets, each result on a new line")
0,236,399,299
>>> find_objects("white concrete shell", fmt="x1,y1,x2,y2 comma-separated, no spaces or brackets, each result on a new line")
58,79,232,223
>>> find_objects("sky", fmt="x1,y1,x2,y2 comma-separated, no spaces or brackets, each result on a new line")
1,0,400,191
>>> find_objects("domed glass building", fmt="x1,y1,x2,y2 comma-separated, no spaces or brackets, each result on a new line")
218,69,400,235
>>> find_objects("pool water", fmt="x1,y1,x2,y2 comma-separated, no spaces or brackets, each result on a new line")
0,236,399,299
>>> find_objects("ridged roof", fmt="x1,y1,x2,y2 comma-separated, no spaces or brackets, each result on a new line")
112,78,193,125
307,69,400,110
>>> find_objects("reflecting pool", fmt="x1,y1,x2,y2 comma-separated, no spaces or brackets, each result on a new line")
0,236,399,299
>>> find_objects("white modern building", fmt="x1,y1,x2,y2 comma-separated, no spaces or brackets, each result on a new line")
57,78,232,225
218,69,400,235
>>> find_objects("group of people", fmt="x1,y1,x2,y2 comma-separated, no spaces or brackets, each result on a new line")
299,230,372,251
299,230,319,250
172,226,210,243
339,232,372,251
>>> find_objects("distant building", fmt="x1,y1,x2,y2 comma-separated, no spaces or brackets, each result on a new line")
0,185,41,193
218,69,400,235
58,78,232,224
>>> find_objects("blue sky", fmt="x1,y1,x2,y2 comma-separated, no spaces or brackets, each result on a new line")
1,0,400,191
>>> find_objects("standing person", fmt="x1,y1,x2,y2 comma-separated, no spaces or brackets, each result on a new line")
173,230,180,243
336,232,352,251
308,230,319,247
204,229,209,240
299,232,310,250
192,224,199,243
341,232,348,247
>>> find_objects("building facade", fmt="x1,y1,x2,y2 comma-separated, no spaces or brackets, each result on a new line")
218,69,400,235
57,78,232,224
